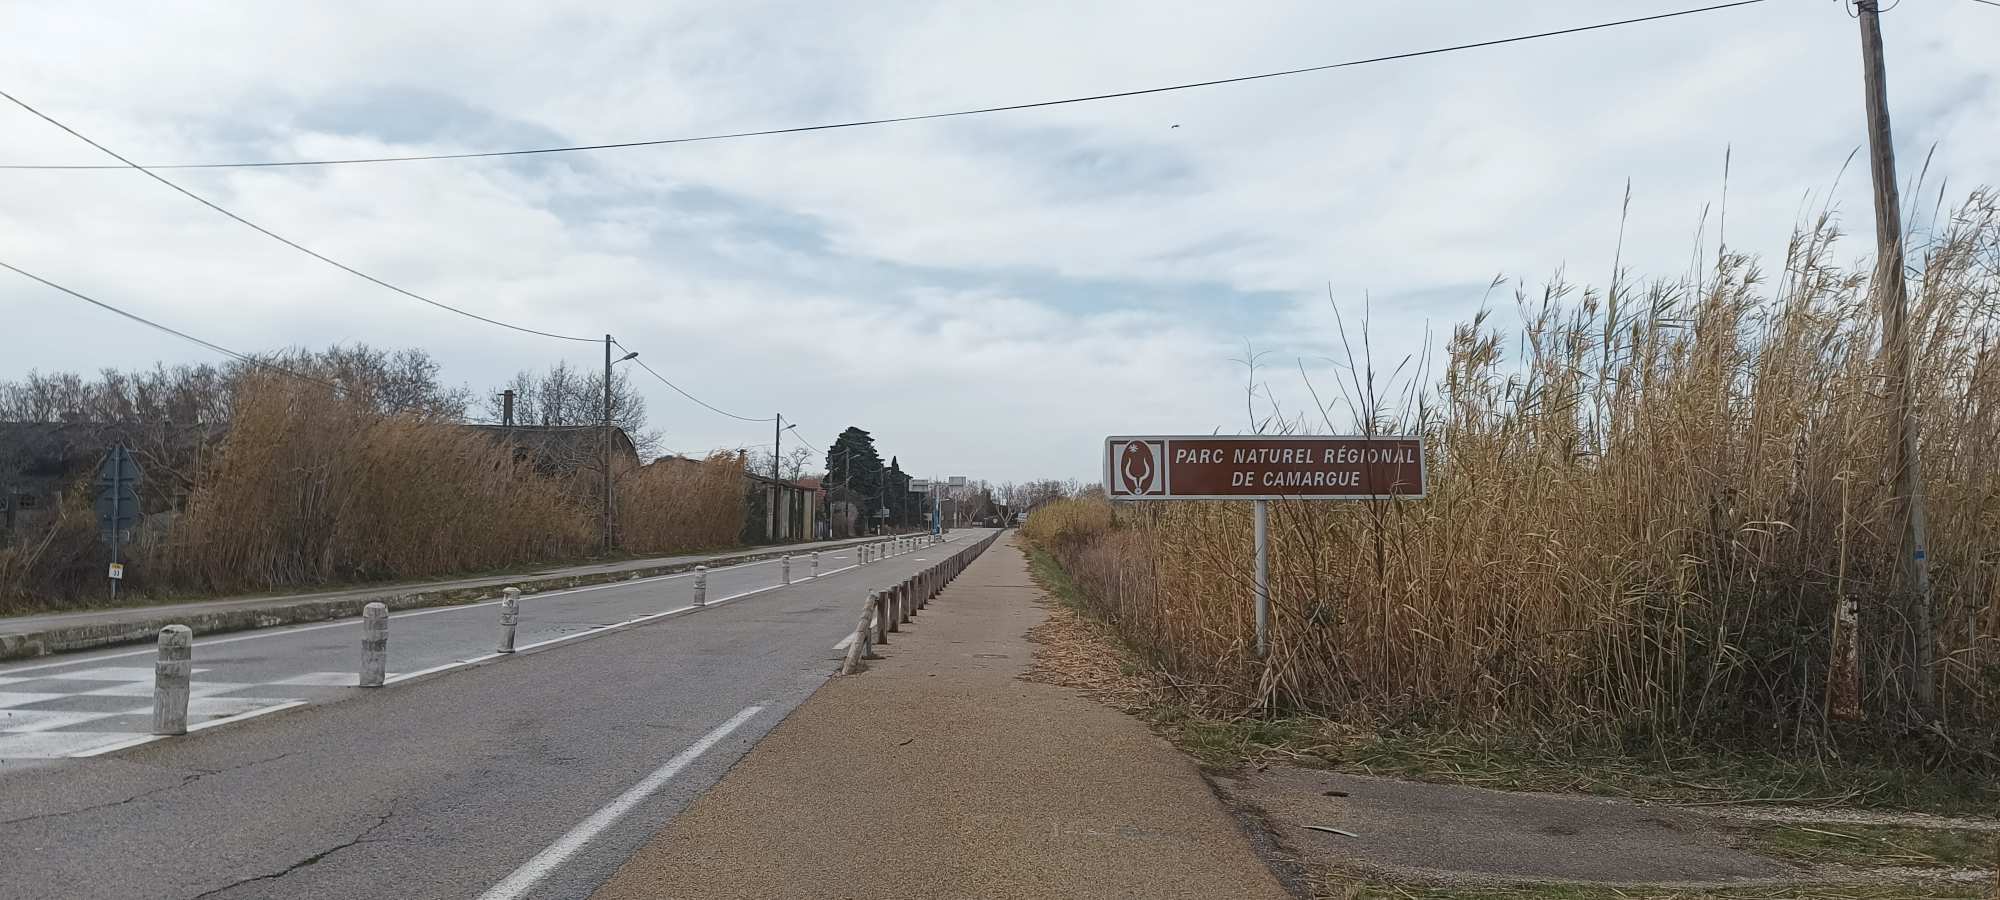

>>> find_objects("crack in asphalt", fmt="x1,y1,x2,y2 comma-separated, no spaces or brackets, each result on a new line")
0,774,200,827
0,752,294,828
183,808,395,900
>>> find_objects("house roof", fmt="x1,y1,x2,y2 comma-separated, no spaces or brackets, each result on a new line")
465,424,638,467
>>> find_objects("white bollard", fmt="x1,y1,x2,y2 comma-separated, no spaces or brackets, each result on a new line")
152,625,192,736
811,551,820,577
360,602,388,687
694,565,708,606
782,555,792,585
497,588,520,653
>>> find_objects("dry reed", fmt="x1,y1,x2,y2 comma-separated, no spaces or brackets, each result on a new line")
1029,191,2000,757
1,376,748,607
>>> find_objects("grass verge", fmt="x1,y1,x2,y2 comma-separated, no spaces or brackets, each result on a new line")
1739,823,1999,870
1316,880,1996,899
1021,544,2000,900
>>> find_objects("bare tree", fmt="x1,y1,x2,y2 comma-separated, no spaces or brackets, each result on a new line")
482,362,659,456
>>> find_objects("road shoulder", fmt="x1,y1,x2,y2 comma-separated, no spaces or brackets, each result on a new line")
592,533,1294,900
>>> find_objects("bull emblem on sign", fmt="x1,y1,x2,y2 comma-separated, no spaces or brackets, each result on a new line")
1120,441,1158,495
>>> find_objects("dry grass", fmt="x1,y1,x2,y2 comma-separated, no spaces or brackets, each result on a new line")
1,376,747,607
621,451,747,555
1026,192,2000,765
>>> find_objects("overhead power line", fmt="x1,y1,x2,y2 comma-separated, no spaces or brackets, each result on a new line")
613,340,775,423
0,0,1770,172
0,89,598,343
0,257,345,392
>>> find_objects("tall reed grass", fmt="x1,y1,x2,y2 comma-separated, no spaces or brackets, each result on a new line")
0,377,748,607
1029,191,2000,757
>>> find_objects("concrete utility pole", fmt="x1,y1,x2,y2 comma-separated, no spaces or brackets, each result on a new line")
1855,0,1934,711
501,389,514,427
772,414,783,481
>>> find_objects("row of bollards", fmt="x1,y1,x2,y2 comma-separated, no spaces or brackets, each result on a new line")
856,532,945,567
145,533,976,737
149,588,512,735
840,530,1003,675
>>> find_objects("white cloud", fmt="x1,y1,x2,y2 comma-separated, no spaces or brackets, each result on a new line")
2,0,1996,482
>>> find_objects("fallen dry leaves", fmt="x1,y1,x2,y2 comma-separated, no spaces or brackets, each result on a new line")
1021,599,1158,714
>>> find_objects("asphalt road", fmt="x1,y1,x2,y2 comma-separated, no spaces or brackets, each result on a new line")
0,532,989,900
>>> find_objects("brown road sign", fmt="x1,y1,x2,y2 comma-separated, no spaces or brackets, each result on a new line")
1103,435,1425,501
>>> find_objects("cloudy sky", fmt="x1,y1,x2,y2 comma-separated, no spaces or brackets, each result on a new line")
2,0,1995,482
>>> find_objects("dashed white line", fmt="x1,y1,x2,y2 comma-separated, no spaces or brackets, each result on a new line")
477,705,764,900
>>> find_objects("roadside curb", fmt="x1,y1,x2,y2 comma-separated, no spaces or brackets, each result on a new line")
0,536,903,663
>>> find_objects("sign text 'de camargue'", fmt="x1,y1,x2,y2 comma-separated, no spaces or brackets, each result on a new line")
1103,435,1425,501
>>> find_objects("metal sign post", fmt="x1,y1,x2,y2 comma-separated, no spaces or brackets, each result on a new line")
96,445,142,600
1253,498,1269,656
1102,435,1425,660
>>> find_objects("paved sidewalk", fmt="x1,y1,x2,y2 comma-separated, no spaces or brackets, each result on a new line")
592,534,1291,900
0,532,908,661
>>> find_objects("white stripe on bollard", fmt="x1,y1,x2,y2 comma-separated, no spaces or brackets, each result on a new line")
152,624,192,735
360,602,388,687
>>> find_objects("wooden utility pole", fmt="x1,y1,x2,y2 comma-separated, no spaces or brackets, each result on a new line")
1855,0,1935,711
604,334,614,556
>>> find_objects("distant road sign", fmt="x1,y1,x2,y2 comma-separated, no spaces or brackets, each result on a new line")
96,446,143,542
947,476,967,487
1103,435,1424,501
910,479,931,491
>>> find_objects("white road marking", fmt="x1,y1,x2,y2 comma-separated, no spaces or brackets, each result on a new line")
477,705,764,900
0,691,63,707
832,633,857,651
268,671,362,687
0,709,117,732
79,681,238,698
184,699,309,733
381,653,505,686
61,696,308,760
